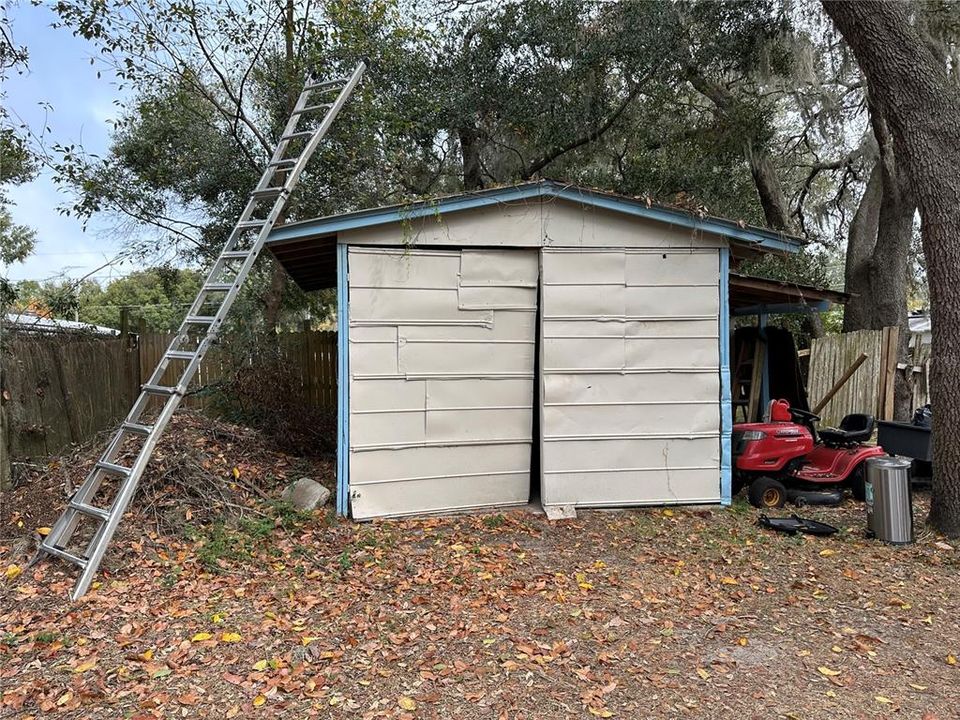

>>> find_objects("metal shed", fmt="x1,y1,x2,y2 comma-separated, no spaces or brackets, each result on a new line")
266,181,809,519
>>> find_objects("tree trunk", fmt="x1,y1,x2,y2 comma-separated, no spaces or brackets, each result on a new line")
459,124,484,190
824,0,960,535
746,145,794,232
842,161,882,332
263,258,288,331
842,104,917,420
687,71,795,233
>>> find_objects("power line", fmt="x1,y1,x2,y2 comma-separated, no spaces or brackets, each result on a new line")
81,302,194,309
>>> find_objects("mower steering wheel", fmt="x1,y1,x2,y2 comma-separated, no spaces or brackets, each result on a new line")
789,407,820,423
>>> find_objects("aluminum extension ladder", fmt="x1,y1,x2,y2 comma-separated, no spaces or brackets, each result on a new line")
34,62,366,601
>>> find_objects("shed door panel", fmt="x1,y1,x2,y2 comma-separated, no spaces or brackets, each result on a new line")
541,248,722,507
348,247,537,519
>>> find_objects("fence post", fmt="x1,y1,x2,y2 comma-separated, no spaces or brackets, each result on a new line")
136,316,147,402
302,320,314,406
120,306,134,406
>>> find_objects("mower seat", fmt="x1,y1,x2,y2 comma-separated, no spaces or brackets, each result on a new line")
819,413,875,446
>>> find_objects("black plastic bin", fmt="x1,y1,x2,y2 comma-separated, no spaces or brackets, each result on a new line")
877,420,933,462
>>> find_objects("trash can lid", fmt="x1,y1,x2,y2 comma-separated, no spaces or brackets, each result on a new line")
866,455,912,469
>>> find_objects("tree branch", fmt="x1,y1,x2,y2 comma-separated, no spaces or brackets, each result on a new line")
520,78,648,180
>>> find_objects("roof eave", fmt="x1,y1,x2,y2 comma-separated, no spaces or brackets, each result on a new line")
266,181,804,254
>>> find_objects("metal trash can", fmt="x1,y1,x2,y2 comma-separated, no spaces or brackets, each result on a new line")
865,456,913,544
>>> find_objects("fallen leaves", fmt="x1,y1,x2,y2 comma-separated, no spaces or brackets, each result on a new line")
191,632,213,642
398,696,417,711
4,564,21,580
818,666,842,677
220,632,242,643
588,707,614,717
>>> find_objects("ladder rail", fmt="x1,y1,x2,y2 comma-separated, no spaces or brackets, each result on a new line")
157,62,366,388
36,62,367,601
70,391,183,600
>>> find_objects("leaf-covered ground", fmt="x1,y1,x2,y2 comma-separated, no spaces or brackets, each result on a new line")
2,422,959,718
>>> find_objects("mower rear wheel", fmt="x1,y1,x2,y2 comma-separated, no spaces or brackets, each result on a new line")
748,477,787,509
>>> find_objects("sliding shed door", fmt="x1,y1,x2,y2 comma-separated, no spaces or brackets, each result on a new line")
540,247,722,507
347,247,538,519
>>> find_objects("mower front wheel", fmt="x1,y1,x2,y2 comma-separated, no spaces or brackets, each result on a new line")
748,477,788,509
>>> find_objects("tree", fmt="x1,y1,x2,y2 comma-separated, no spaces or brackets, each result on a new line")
1,7,37,306
74,268,203,331
822,0,960,535
10,277,96,320
425,0,683,190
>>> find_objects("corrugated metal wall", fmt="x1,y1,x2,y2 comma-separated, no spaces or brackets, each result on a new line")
540,247,723,507
347,247,538,519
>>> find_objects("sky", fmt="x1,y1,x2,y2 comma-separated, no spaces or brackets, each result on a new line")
3,2,142,285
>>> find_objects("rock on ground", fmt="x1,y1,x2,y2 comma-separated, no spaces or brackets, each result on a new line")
281,477,330,511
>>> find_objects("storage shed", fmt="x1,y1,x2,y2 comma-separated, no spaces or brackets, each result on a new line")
266,181,810,519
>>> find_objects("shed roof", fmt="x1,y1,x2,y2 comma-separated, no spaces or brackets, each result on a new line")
4,312,121,336
267,180,805,291
729,273,849,315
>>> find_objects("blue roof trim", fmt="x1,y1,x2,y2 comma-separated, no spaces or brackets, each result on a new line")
267,181,802,253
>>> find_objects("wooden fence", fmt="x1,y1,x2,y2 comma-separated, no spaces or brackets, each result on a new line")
807,327,929,427
136,330,338,410
1,332,139,485
1,328,337,487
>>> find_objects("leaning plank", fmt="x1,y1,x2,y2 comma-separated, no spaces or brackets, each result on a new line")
812,352,869,416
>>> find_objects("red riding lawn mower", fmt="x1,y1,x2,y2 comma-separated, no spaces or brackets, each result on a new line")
733,399,887,509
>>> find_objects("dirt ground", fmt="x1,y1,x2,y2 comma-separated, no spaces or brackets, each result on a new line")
2,426,959,719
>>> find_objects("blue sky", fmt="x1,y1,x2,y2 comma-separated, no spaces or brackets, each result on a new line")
3,2,141,284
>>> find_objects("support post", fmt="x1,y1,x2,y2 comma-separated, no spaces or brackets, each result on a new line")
719,248,732,505
336,244,350,517
758,313,770,414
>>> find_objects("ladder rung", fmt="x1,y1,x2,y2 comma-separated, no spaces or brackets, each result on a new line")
165,350,197,361
235,220,266,230
220,251,250,260
305,77,347,90
280,131,315,142
203,282,234,292
292,103,333,115
121,422,153,436
142,384,180,397
250,187,287,200
268,159,298,168
69,501,111,522
184,315,217,325
41,544,88,569
95,461,132,477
